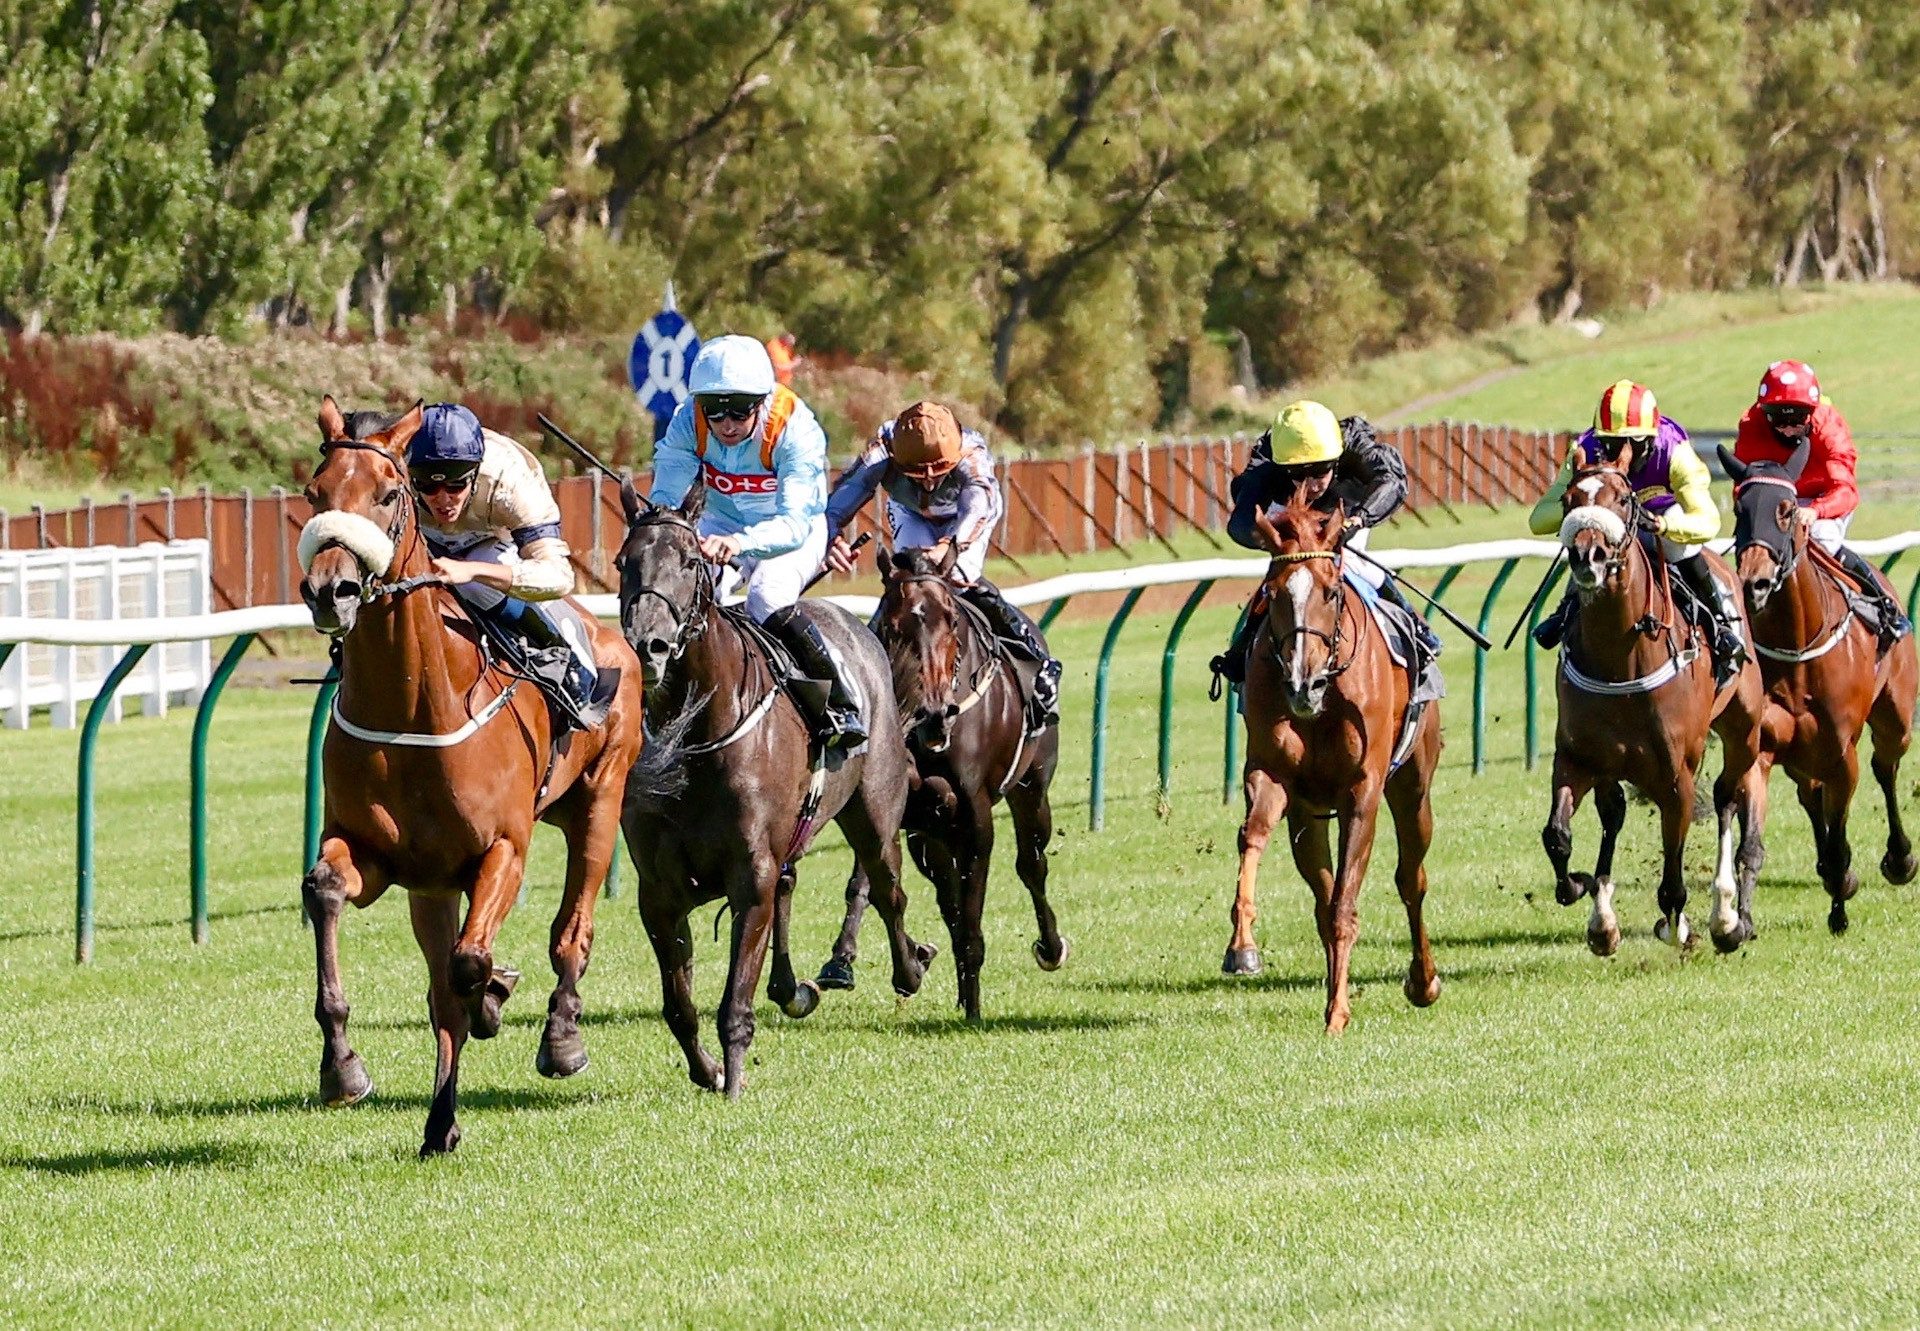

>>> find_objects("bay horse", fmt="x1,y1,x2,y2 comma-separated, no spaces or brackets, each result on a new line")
613,481,936,1098
1230,496,1443,1033
816,546,1068,1022
1721,445,1917,932
1543,462,1770,955
297,397,646,1157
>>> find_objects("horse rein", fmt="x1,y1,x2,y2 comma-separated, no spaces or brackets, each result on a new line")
1260,549,1359,685
313,437,440,602
618,511,714,665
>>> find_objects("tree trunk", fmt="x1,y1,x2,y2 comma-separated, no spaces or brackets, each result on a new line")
991,276,1031,387
1865,156,1889,280
363,255,392,341
1779,222,1812,287
331,280,353,338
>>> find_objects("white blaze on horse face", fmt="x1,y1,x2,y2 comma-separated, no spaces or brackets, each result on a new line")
1711,819,1739,940
1576,476,1605,502
1286,567,1314,692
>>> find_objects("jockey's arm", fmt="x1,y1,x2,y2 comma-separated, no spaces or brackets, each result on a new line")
1338,416,1408,527
1658,445,1720,545
1528,452,1578,536
646,405,701,508
949,450,1000,555
823,437,889,539
1807,409,1860,519
1226,464,1280,549
734,411,829,559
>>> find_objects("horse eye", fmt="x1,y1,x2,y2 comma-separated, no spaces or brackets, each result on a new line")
378,488,401,507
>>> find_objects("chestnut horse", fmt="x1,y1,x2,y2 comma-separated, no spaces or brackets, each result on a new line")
614,482,936,1097
1543,463,1769,955
817,546,1068,1022
1722,446,1917,932
1230,497,1443,1033
298,397,645,1156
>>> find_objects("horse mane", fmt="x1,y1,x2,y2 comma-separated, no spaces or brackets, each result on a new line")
890,548,949,579
344,407,404,441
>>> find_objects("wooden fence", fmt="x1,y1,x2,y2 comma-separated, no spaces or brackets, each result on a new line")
0,424,1567,609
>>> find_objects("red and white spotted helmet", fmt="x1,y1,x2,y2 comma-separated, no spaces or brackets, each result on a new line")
1757,360,1821,410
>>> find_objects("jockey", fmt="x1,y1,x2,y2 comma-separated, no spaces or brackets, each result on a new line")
823,400,1062,728
648,333,866,753
408,404,609,730
1529,379,1747,685
1210,400,1442,688
1733,359,1910,645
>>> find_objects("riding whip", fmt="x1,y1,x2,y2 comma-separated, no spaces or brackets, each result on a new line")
800,532,873,595
536,414,625,483
1341,544,1494,650
1502,549,1568,651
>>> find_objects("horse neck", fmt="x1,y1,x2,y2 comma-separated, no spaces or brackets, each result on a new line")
1571,542,1665,673
336,529,474,732
1763,540,1844,645
660,606,762,740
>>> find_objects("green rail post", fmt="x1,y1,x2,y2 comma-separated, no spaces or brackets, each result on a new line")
190,634,256,944
1222,602,1250,804
1089,587,1145,831
1157,580,1215,812
304,672,339,878
0,641,15,673
1038,597,1070,633
76,644,151,965
1423,565,1463,620
1908,569,1920,624
1472,560,1520,775
1881,550,1906,576
1523,561,1567,771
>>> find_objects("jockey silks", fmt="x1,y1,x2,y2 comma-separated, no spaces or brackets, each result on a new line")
650,386,829,559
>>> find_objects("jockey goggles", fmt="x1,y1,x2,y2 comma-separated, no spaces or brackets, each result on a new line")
415,464,477,496
1762,403,1812,428
699,393,765,423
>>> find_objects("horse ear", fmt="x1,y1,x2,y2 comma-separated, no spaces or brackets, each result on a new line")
1717,444,1748,484
380,400,425,457
679,480,706,522
934,540,959,577
620,472,652,523
1784,438,1811,481
1251,505,1283,555
318,394,347,442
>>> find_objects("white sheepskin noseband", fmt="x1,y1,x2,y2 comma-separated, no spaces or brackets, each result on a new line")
298,511,396,578
1558,505,1627,550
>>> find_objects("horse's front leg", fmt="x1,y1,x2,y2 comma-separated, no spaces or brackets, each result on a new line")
1869,679,1917,885
1226,767,1286,976
1709,757,1769,953
815,863,870,991
1322,792,1384,1034
637,886,721,1092
1587,781,1627,957
301,835,392,1108
718,853,779,1100
538,786,623,1079
1819,747,1862,935
1542,755,1595,906
410,889,468,1157
766,868,821,1019
451,838,526,1039
1654,772,1696,949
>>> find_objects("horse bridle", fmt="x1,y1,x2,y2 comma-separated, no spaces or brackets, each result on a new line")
884,573,1000,728
1565,465,1685,644
1731,474,1804,600
617,510,713,666
311,437,439,601
1261,549,1358,685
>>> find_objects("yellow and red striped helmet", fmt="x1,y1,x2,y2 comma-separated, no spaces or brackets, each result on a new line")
1592,379,1660,439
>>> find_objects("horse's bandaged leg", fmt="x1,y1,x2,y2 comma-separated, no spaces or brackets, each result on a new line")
1711,818,1740,940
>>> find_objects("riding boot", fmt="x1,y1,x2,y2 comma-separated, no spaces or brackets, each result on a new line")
1372,575,1445,656
1833,542,1912,648
1210,591,1267,689
492,596,610,731
1531,587,1578,650
959,582,1061,728
764,605,868,755
1674,554,1747,687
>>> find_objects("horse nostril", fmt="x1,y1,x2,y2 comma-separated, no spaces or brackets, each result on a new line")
646,637,672,659
333,580,360,603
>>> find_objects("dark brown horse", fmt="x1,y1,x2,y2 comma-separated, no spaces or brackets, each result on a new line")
1722,446,1918,931
1230,496,1443,1033
817,546,1067,1022
1543,463,1770,955
297,397,645,1156
614,482,936,1097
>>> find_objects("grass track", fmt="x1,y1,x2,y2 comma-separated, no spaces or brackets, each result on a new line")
4,604,1920,1327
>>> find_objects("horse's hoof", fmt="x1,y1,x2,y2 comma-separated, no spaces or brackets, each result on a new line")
1883,850,1919,886
1323,1010,1350,1036
536,1028,589,1080
913,940,940,969
814,957,856,991
781,980,821,1020
1222,946,1263,976
320,1053,373,1108
1829,903,1850,935
1403,971,1442,1007
1710,919,1748,954
419,1123,461,1158
1559,873,1596,906
1033,936,1070,972
1587,923,1621,957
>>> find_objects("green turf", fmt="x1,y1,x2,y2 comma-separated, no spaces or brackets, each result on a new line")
5,595,1920,1328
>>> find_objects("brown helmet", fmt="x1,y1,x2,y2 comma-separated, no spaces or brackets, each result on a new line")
888,401,963,480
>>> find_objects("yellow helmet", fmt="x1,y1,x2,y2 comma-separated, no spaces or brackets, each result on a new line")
1592,379,1659,439
1266,400,1344,468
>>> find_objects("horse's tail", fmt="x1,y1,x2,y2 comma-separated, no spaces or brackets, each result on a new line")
625,689,709,814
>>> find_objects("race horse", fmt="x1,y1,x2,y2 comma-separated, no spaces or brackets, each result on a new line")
1544,463,1770,955
614,481,936,1097
1230,496,1444,1033
1721,444,1917,932
815,546,1068,1022
297,397,646,1156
